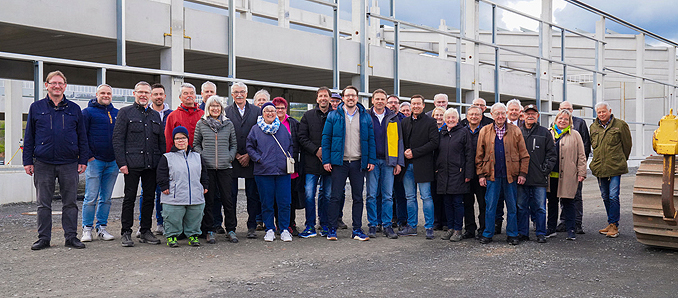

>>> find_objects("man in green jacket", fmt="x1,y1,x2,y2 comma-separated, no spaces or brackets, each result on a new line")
589,102,632,238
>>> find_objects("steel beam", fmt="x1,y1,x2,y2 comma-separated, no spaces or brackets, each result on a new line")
33,60,43,102
332,0,339,89
116,0,126,66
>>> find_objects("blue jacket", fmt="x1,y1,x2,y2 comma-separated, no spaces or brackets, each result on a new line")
23,96,89,166
83,99,118,162
246,122,294,176
321,102,376,170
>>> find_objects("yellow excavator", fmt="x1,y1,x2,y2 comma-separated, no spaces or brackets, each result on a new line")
633,109,678,248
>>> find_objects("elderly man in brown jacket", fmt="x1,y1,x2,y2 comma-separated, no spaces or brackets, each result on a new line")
475,102,530,245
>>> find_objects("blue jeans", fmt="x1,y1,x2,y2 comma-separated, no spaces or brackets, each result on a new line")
138,185,163,225
366,159,395,227
82,159,119,228
328,160,365,230
517,185,547,236
483,177,518,238
304,174,332,228
597,176,621,225
255,175,291,231
403,164,434,229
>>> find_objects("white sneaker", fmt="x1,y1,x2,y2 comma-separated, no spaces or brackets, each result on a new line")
97,226,115,241
135,228,141,238
81,226,93,242
264,229,275,242
281,229,293,242
155,224,164,235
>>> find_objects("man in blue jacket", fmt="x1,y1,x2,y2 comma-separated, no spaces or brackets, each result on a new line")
24,71,89,250
81,84,118,242
322,85,376,241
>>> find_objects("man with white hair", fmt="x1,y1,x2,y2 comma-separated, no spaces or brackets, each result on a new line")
461,98,494,127
589,102,632,238
425,93,449,116
198,81,217,110
164,83,204,152
506,99,523,126
253,89,270,108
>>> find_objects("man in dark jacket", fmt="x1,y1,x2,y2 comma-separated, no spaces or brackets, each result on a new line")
322,85,376,241
224,82,262,239
460,98,494,127
557,101,591,234
113,81,166,247
298,87,333,238
517,105,556,243
462,105,489,239
387,94,408,227
399,95,439,239
24,70,88,250
81,84,118,243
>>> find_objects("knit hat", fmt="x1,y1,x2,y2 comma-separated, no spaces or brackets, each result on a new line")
172,126,189,139
330,93,342,100
261,102,275,111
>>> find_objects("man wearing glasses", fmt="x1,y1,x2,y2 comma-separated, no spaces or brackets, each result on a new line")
113,81,166,247
460,98,494,127
25,71,89,250
164,83,204,152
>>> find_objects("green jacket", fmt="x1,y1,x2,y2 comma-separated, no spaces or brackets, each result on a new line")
589,115,632,178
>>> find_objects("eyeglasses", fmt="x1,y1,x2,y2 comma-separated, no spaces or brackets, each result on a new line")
174,137,188,141
344,94,358,98
135,91,150,95
275,107,287,110
263,110,277,114
47,82,66,87
232,90,247,95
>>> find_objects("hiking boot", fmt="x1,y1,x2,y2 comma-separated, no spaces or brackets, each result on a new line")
206,231,216,244
216,226,226,234
327,228,338,240
450,230,463,242
367,226,377,238
397,225,417,236
606,224,619,238
155,224,164,235
556,222,566,232
81,226,93,242
281,229,293,242
441,230,454,240
139,230,161,245
352,229,370,241
121,231,134,247
599,223,614,235
383,227,399,239
97,226,115,241
337,219,348,229
319,225,329,237
264,229,275,242
65,237,86,249
228,231,239,243
188,236,200,246
425,228,434,240
167,236,179,247
299,226,317,238
256,222,265,231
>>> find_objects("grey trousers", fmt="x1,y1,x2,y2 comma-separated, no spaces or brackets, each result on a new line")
34,161,79,241
560,181,584,225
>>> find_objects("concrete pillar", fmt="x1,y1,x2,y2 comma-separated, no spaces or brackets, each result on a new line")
595,17,606,104
635,33,645,158
368,0,380,46
242,0,253,20
278,0,289,28
541,0,552,117
5,80,24,165
463,0,479,100
160,0,185,108
438,19,448,59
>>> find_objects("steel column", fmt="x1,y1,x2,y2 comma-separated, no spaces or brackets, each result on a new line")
492,4,499,104
33,60,43,102
359,0,368,94
116,0,126,66
562,29,567,102
332,0,340,89
97,68,107,86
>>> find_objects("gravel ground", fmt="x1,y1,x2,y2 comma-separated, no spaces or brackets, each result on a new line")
1,172,677,297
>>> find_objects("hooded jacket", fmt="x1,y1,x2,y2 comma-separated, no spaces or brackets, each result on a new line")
436,124,475,194
156,145,209,205
83,98,118,162
321,102,376,170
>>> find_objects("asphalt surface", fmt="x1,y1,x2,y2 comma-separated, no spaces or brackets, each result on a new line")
1,172,677,297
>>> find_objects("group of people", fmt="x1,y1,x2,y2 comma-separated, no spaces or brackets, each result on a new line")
24,70,632,251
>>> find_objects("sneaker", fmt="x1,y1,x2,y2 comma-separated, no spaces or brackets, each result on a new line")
264,229,275,242
206,231,216,244
337,219,348,229
545,230,557,238
441,230,454,240
383,227,399,239
319,226,329,237
139,230,161,245
556,222,566,232
537,235,547,243
81,226,93,242
376,224,383,233
135,227,141,238
281,229,293,242
397,225,417,236
188,236,200,246
228,231,239,243
216,226,226,234
247,228,257,239
167,236,179,247
606,224,619,238
327,228,338,240
299,226,317,238
450,230,463,242
121,231,134,247
97,226,115,241
290,226,299,237
575,224,586,234
566,230,577,241
352,229,370,241
256,222,265,231
367,226,377,238
599,223,614,235
155,224,164,235
425,228,434,240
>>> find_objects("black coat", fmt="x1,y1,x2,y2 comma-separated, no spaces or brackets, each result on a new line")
572,116,591,159
436,125,475,194
402,113,439,183
298,106,331,176
224,102,261,178
113,102,165,170
520,122,557,187
466,124,483,179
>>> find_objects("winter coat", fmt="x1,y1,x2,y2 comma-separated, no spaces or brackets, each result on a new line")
402,113,439,183
246,123,294,176
112,102,166,170
164,104,204,152
321,102,377,170
369,108,405,167
193,116,237,170
225,102,261,178
82,99,118,162
281,115,301,172
436,124,474,194
156,145,209,205
589,115,632,178
572,116,591,159
299,106,331,175
460,115,494,128
475,123,530,183
466,124,483,179
548,127,587,198
23,96,89,166
520,122,557,187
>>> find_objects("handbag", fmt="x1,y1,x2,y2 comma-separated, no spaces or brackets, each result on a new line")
272,135,295,174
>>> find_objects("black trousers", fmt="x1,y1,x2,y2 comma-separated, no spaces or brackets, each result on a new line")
121,168,157,235
34,161,79,241
205,169,234,232
231,177,261,230
432,181,447,227
463,178,487,235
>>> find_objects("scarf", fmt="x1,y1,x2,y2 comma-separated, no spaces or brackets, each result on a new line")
205,115,225,133
552,124,570,140
257,116,281,135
